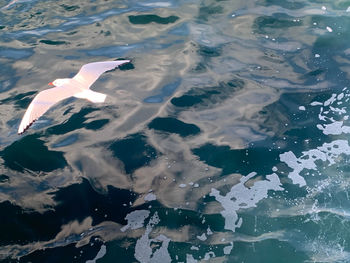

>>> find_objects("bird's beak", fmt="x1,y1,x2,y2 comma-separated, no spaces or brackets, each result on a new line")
48,82,54,86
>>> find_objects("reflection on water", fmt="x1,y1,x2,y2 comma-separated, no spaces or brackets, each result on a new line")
1,0,350,262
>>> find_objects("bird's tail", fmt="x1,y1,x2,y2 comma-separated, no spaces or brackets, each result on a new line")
74,90,107,103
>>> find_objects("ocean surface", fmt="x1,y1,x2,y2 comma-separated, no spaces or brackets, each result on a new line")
1,0,350,262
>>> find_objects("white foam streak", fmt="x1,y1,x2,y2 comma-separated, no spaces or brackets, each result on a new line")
280,140,350,186
134,213,172,263
86,245,107,263
210,172,283,232
121,210,150,232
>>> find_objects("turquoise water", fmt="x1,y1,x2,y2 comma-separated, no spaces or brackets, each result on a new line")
1,0,350,262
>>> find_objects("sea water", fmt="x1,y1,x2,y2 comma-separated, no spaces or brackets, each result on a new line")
1,0,350,262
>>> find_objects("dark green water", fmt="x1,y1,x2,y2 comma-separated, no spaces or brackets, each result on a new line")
1,0,350,262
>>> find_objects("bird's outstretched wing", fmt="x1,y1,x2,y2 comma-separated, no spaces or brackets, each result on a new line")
73,60,130,89
18,85,77,134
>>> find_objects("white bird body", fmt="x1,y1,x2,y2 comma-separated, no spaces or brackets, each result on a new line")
18,60,130,134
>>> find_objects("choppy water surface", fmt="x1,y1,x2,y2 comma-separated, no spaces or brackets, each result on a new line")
1,0,350,262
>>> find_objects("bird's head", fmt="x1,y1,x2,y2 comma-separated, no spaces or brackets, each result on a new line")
48,78,71,87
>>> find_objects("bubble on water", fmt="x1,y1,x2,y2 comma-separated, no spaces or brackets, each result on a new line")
223,242,234,255
186,254,198,263
204,251,216,260
121,210,150,232
86,245,107,263
326,26,333,32
197,233,207,241
206,227,213,235
144,193,157,202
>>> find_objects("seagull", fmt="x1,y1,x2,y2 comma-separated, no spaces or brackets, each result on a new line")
18,60,130,134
